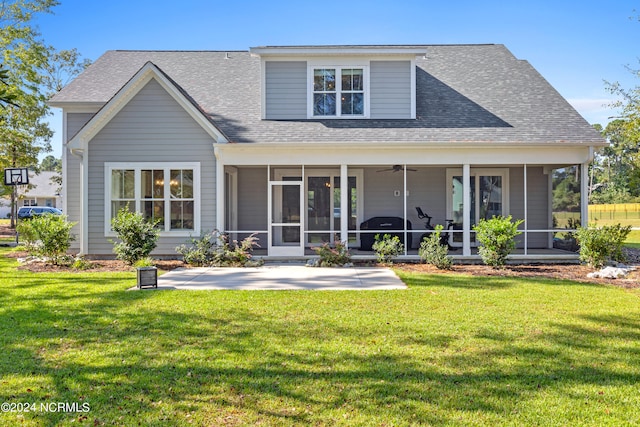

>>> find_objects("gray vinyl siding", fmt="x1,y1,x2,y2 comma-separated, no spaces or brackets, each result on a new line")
510,167,549,248
237,167,268,231
65,113,94,251
86,78,216,255
265,61,307,120
370,61,412,119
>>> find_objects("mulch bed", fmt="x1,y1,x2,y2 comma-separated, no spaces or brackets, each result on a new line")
393,262,640,288
3,223,638,288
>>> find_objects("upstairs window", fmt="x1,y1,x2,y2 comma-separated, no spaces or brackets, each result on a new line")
310,66,368,118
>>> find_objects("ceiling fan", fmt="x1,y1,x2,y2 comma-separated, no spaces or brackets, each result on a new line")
376,165,417,173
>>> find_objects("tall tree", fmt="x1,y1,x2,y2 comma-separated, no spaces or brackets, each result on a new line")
40,154,60,172
598,12,640,202
0,0,88,226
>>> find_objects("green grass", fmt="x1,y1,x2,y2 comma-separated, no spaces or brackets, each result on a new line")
1,248,640,426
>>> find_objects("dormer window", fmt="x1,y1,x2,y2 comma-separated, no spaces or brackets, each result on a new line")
309,65,369,118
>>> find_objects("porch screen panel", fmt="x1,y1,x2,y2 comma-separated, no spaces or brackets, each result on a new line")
308,176,331,243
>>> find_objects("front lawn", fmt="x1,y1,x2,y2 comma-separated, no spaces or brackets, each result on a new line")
1,248,639,426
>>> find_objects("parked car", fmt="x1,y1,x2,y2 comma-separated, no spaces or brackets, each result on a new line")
17,206,63,219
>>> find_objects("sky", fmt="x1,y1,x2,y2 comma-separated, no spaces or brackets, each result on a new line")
32,0,640,159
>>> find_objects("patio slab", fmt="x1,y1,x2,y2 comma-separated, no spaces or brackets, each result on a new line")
139,264,406,291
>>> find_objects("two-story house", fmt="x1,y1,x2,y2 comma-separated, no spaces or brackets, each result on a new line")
49,44,605,260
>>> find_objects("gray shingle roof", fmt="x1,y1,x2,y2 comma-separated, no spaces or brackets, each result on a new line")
50,45,605,145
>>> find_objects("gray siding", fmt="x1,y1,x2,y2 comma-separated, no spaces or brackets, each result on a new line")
237,167,268,231
370,61,412,119
265,61,307,120
86,78,216,255
65,113,94,251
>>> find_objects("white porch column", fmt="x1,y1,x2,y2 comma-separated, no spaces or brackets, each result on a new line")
216,158,225,232
340,164,349,244
463,164,471,256
581,162,589,227
523,164,528,255
403,164,408,256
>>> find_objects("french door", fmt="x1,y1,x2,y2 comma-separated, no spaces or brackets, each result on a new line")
447,168,509,246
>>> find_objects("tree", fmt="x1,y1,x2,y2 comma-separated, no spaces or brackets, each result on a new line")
0,65,19,108
0,0,89,226
589,120,640,203
599,12,640,201
40,154,60,172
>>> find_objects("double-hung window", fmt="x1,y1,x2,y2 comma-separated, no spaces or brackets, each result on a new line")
310,65,368,118
106,162,200,235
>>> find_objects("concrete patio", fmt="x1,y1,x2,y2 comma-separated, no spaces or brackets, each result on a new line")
137,264,407,291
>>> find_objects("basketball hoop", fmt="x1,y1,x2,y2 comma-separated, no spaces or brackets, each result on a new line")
4,168,29,186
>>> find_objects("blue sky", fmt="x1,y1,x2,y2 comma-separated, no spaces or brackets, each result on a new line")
34,0,639,158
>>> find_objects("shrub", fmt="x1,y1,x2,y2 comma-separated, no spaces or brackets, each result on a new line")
72,256,93,271
372,234,404,264
575,224,632,268
419,225,452,270
16,220,38,252
313,240,352,267
176,230,262,267
110,208,160,265
133,257,155,268
216,232,261,267
473,215,524,268
175,232,217,266
17,214,76,265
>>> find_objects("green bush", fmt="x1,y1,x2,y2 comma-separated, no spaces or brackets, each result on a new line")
133,257,155,268
575,224,632,268
176,232,217,266
313,240,352,267
176,230,262,267
110,208,160,266
418,225,452,270
17,214,76,265
71,256,93,271
372,234,404,264
16,220,38,252
473,215,524,268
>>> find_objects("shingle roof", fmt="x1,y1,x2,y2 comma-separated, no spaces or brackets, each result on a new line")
50,45,605,145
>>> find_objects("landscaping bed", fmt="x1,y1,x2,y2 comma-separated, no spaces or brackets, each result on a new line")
6,247,639,287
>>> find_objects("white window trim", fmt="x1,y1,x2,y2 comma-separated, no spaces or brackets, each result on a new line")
104,162,201,237
307,63,370,119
